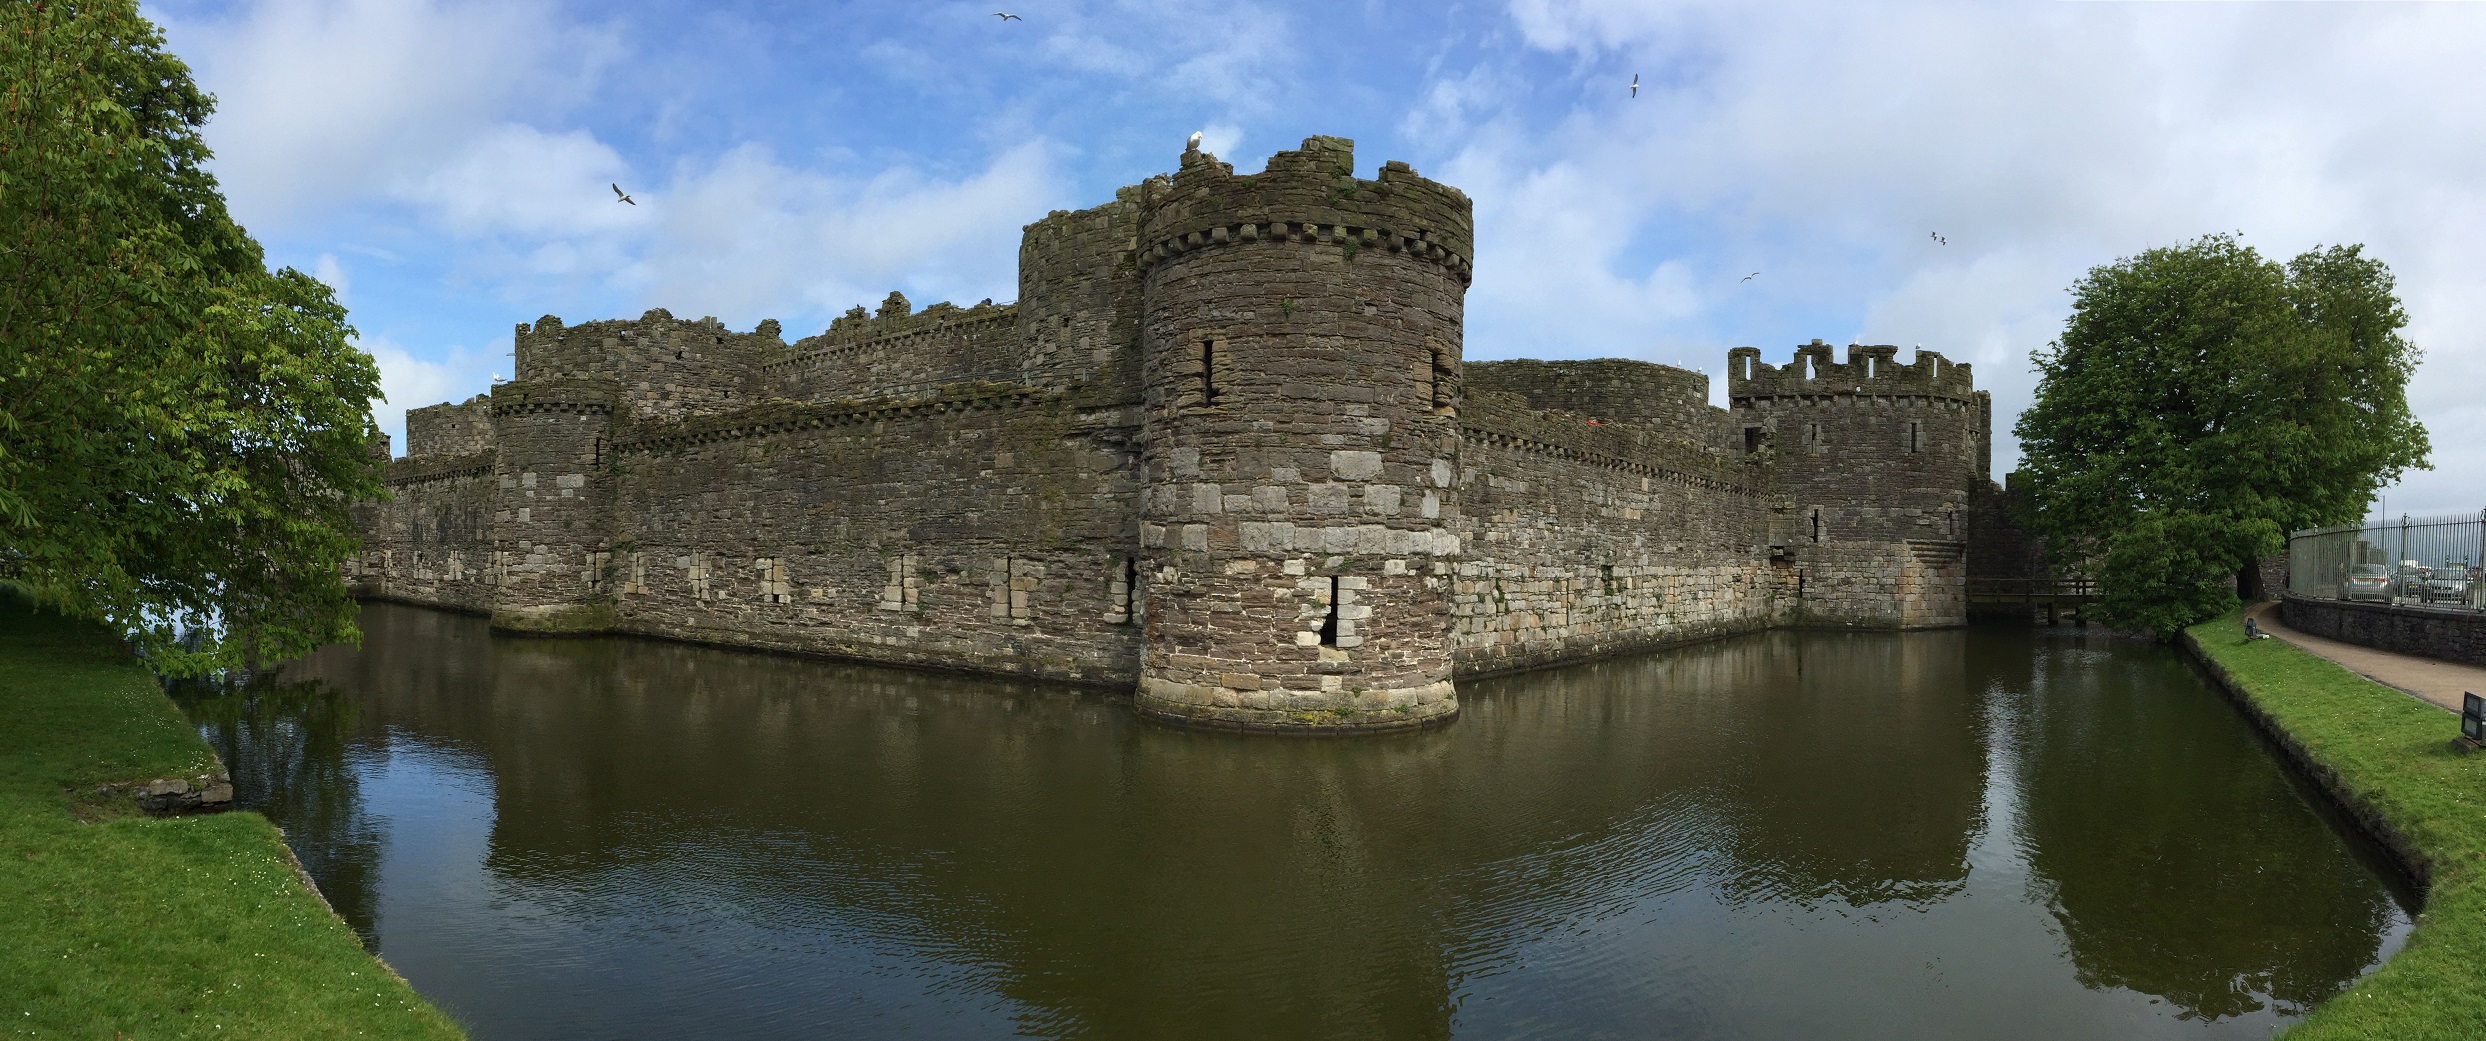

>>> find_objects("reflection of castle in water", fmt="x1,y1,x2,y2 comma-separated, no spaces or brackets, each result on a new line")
236,606,2404,1038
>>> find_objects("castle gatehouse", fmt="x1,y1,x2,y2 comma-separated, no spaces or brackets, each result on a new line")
353,136,2006,733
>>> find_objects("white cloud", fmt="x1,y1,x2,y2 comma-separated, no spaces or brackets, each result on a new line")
310,252,348,303
1198,123,1246,160
362,335,493,456
158,0,620,232
622,142,1063,327
400,124,644,240
1444,0,2486,511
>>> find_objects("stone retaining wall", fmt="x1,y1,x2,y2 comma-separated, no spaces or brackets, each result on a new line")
2281,595,2486,669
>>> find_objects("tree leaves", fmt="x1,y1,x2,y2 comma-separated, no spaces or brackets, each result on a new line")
0,1,383,675
2014,234,2430,637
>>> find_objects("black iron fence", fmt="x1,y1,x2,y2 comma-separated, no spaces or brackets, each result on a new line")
2288,511,2486,612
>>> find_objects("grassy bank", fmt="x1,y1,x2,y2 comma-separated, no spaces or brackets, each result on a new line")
0,600,463,1039
2184,610,2486,1038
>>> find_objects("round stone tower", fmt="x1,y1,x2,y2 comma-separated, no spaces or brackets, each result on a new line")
1133,136,1473,732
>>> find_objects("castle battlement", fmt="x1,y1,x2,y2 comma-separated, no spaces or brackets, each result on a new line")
356,134,1999,734
765,300,1019,376
1136,137,1474,285
1727,340,1976,403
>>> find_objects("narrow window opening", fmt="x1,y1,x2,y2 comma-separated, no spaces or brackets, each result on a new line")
1121,555,1139,622
1906,420,1922,453
1806,422,1822,450
1810,507,1823,544
1201,339,1220,406
592,436,603,466
1317,576,1341,646
1743,426,1763,454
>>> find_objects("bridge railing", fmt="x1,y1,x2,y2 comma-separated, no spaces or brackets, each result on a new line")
1967,578,2098,600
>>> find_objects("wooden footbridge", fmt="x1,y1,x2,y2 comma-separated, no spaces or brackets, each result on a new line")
1967,578,2100,625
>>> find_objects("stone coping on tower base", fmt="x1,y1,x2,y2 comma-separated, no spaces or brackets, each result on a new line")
1136,677,1459,734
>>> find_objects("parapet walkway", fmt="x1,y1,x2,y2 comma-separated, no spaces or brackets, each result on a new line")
2245,600,2483,715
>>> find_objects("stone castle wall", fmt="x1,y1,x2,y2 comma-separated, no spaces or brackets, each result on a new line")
1728,340,1980,628
599,386,1145,683
1130,137,1470,731
1451,390,1775,673
1463,358,1719,445
352,136,1997,732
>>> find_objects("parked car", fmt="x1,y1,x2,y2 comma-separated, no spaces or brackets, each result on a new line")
2422,561,2475,605
2341,564,2393,602
2395,560,2429,598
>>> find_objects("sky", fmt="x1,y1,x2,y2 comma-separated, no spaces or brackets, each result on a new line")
148,0,2483,518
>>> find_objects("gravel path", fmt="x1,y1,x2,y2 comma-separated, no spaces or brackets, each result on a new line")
2245,600,2485,715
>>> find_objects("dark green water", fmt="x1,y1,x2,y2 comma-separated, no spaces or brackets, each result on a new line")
183,603,2415,1040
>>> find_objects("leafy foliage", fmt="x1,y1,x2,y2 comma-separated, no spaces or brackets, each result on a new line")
0,1,384,674
2015,234,2429,635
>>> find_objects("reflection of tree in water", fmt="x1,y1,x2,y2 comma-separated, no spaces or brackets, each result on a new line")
2004,644,2405,1020
176,677,385,946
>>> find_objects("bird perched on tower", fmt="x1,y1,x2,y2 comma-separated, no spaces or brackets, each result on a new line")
1187,131,1203,152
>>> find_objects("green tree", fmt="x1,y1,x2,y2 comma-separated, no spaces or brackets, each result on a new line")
0,1,384,674
2014,234,2429,636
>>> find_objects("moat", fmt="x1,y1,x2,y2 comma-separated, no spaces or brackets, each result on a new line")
184,603,2415,1040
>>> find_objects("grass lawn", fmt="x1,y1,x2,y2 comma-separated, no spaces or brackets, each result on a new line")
2185,610,2486,1039
0,598,464,1040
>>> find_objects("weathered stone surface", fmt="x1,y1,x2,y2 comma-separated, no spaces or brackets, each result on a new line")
2283,595,2486,668
95,774,234,816
353,136,1999,734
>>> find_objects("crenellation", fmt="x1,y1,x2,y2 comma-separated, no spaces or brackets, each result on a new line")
353,134,2000,732
1728,339,1977,403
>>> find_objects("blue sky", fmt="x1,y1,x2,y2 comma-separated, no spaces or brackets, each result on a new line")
150,0,2485,516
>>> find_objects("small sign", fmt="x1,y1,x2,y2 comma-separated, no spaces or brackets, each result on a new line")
2465,693,2484,742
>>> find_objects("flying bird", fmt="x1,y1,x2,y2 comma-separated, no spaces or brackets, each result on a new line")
1742,272,1759,282
1930,231,1945,244
1187,130,1203,151
1630,73,1639,98
995,11,1020,19
611,184,635,206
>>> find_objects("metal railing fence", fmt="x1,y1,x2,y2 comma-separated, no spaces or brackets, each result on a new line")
2288,510,2486,612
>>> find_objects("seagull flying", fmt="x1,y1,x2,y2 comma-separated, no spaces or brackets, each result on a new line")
1187,130,1203,151
1742,272,1759,282
995,11,1020,19
611,184,635,206
1630,73,1639,98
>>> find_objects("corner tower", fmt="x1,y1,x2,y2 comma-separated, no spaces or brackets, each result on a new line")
1134,136,1472,732
1728,341,1982,628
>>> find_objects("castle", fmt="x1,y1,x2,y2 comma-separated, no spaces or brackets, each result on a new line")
352,136,2009,733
